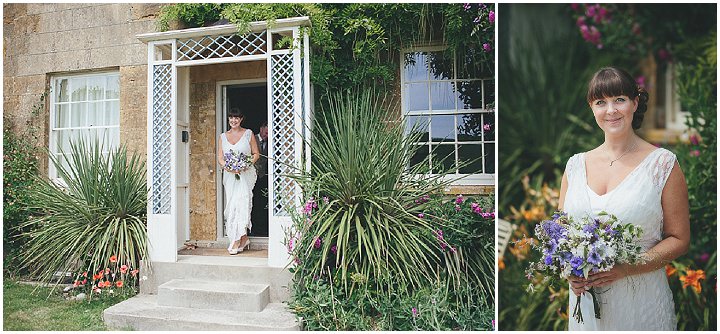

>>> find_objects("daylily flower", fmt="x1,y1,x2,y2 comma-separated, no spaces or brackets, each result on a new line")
120,265,129,274
679,269,706,293
666,264,677,277
116,281,124,288
109,255,117,263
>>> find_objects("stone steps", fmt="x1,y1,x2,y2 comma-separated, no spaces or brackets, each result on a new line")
103,256,299,331
158,279,270,312
103,294,299,331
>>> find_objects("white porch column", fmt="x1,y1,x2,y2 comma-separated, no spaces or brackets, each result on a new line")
146,40,178,263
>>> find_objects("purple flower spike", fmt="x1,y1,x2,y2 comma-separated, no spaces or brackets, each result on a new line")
488,10,495,24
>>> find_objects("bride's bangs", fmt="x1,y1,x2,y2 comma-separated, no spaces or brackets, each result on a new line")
586,68,636,104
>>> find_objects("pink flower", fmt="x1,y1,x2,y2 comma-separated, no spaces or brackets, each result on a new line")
303,198,318,215
699,252,710,263
313,236,322,249
455,195,464,204
576,16,586,27
417,213,425,218
691,150,700,157
632,23,642,36
635,76,645,88
322,196,329,204
463,3,471,11
331,245,337,255
658,49,671,61
120,265,129,274
488,10,495,24
690,134,700,146
455,205,461,212
412,307,418,317
586,5,596,18
483,43,492,53
483,123,491,131
570,3,580,12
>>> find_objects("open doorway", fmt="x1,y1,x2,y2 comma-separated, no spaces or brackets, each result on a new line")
219,81,269,241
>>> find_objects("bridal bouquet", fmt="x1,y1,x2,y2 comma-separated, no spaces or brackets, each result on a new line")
526,211,644,323
224,150,253,180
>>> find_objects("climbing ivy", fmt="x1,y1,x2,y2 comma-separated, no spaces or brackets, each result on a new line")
157,3,494,99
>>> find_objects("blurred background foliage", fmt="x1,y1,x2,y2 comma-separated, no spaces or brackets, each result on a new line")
499,3,716,330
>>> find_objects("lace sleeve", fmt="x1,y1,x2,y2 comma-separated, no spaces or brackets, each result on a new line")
651,149,677,192
564,154,578,180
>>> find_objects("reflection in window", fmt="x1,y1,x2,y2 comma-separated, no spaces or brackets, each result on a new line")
51,72,121,181
403,47,493,177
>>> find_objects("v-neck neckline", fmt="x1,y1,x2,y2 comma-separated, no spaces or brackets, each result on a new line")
226,129,247,146
582,148,661,197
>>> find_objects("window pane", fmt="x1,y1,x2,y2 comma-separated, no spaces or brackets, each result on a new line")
406,83,429,112
431,144,456,174
108,127,120,149
87,76,104,101
56,129,78,153
105,101,120,126
484,143,495,174
458,144,483,174
427,50,454,80
409,144,430,170
55,104,70,128
87,101,103,127
483,112,495,142
457,113,483,142
403,52,428,82
405,115,429,142
457,81,483,109
457,49,491,79
430,115,455,143
70,77,87,102
70,103,86,127
430,82,455,111
106,75,120,99
56,79,69,102
483,80,495,108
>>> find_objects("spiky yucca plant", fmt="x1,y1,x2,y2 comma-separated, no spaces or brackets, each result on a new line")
20,137,148,287
287,89,467,288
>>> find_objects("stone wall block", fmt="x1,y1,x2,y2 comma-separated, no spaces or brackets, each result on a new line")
128,4,162,23
25,3,57,15
37,9,73,33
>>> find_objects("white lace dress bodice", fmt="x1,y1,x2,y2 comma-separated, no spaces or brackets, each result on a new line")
221,130,257,249
563,148,677,331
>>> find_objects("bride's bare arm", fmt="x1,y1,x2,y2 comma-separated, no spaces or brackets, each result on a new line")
588,161,690,287
217,136,226,168
249,133,260,164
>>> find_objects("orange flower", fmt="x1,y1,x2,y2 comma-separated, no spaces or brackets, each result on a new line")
131,269,139,277
665,264,677,277
93,273,102,280
109,255,117,263
679,269,706,293
97,281,105,288
116,281,124,288
120,265,129,274
498,257,506,270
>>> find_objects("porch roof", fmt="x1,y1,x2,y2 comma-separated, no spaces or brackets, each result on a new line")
136,16,311,43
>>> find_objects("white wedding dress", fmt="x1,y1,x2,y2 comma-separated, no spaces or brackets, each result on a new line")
221,130,257,251
563,148,677,331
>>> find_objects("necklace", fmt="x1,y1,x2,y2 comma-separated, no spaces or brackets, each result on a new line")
607,139,637,166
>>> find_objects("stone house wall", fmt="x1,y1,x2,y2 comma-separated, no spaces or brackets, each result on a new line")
4,3,492,242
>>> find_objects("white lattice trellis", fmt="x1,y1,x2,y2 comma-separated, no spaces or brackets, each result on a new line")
176,33,267,61
151,64,172,214
271,53,296,216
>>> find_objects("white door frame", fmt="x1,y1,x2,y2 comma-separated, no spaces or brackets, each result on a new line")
215,78,268,246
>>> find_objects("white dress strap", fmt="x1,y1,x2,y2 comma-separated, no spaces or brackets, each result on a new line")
650,148,676,192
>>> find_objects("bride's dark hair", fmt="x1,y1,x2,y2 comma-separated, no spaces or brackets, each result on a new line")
586,66,649,129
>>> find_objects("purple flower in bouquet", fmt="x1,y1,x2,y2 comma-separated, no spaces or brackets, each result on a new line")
224,149,253,180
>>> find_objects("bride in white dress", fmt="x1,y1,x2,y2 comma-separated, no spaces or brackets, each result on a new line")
559,67,690,330
217,109,259,255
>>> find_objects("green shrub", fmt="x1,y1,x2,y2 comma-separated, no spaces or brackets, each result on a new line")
3,93,45,276
20,138,149,288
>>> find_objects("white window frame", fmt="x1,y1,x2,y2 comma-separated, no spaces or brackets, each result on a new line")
49,71,121,181
400,46,494,186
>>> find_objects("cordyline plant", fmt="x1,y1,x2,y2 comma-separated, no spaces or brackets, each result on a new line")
285,88,475,289
20,137,149,289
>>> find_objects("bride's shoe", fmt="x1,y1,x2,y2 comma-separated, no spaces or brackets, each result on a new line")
240,238,251,252
228,248,239,255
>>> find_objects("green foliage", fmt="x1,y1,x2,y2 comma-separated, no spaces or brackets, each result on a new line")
284,89,494,330
287,89,450,288
3,93,45,275
498,4,598,216
3,280,129,331
289,272,493,331
671,31,717,331
20,138,149,289
156,3,493,99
